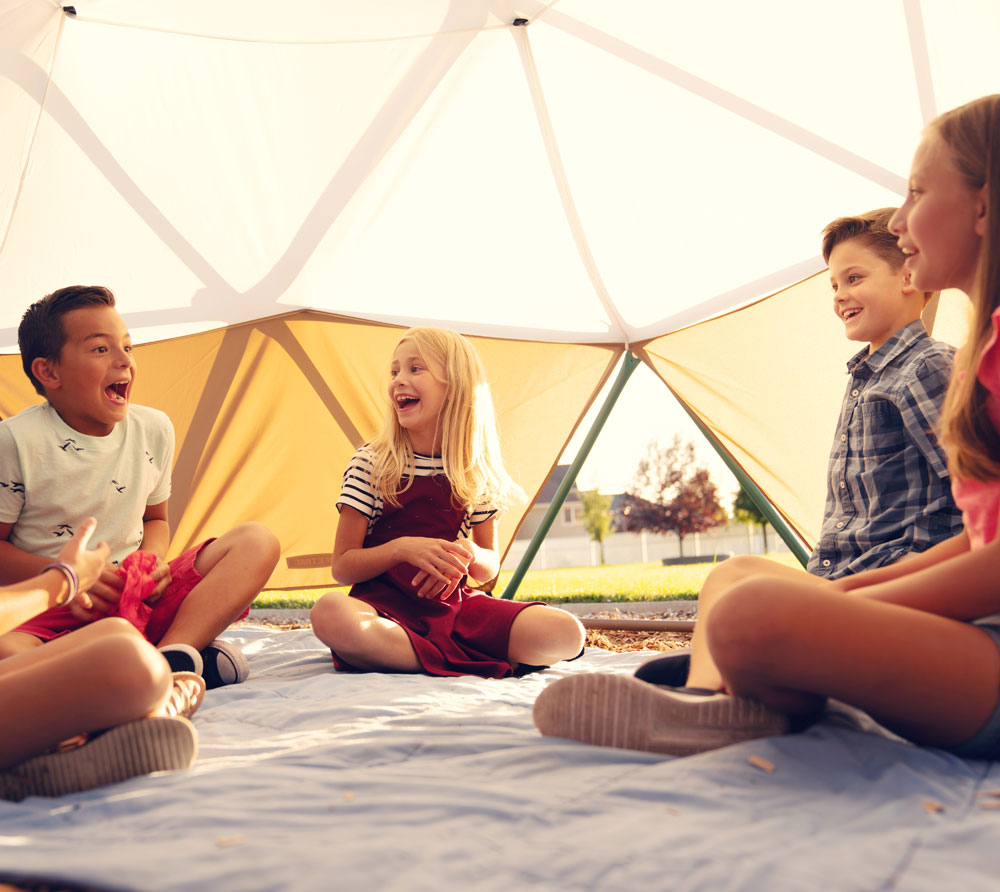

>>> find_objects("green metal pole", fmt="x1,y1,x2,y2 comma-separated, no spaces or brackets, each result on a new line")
501,351,642,599
670,392,811,567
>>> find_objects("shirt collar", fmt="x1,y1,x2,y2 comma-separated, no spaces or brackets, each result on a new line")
845,319,928,375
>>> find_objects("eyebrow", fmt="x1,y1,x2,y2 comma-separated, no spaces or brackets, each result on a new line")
83,331,129,339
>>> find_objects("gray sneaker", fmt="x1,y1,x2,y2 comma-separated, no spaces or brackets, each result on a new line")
533,673,791,757
200,639,249,689
0,715,197,802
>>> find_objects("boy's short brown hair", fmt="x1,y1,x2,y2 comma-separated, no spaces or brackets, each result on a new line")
19,285,116,396
821,207,905,269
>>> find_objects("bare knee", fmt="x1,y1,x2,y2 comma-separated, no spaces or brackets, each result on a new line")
509,607,584,666
226,522,281,574
86,624,172,716
705,580,799,681
701,555,779,602
310,594,364,651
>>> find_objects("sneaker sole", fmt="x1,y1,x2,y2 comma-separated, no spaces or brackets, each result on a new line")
0,716,197,802
533,674,789,757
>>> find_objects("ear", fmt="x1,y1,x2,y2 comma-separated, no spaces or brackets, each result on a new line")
901,268,917,295
975,184,988,237
31,356,61,391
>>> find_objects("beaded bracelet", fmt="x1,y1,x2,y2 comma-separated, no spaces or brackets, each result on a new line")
43,561,79,606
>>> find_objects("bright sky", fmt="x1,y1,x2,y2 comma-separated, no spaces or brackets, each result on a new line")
558,360,741,505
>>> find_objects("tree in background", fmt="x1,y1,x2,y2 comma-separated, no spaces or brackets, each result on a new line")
615,436,727,556
579,489,614,564
732,485,770,553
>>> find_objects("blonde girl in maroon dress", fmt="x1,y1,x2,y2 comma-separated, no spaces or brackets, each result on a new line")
310,327,584,678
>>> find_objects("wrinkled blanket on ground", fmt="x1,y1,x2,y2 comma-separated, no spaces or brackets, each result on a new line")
3,626,1000,891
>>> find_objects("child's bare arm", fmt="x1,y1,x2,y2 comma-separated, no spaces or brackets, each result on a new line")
464,516,500,584
140,501,170,558
0,521,51,584
0,518,107,633
0,520,113,622
135,500,171,601
833,531,970,592
852,533,1000,619
331,505,469,590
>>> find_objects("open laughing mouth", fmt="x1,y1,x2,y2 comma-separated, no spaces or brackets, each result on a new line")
105,381,129,403
842,308,862,322
395,394,419,411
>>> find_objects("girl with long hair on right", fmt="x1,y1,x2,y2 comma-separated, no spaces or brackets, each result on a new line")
311,326,584,678
535,93,1000,759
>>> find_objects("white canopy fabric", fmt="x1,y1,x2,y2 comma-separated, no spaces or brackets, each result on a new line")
0,1,995,586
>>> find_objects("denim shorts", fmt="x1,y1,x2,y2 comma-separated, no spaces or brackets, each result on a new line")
950,622,1000,760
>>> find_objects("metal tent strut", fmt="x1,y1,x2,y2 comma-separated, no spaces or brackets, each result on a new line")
501,351,642,599
501,351,810,608
662,382,811,567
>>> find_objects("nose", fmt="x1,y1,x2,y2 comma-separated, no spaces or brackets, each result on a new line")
888,205,904,235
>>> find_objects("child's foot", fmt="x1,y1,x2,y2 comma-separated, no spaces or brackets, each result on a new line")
165,671,206,719
533,673,791,757
634,650,690,686
200,639,249,689
0,716,197,802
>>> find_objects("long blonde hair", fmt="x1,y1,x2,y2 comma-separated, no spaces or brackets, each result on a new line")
935,95,1000,481
368,327,524,513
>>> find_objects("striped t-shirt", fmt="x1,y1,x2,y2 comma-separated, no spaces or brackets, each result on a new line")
336,445,497,537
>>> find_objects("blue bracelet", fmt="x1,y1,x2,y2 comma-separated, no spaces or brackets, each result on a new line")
44,561,79,605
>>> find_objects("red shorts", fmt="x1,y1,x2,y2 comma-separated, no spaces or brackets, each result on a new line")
13,540,249,644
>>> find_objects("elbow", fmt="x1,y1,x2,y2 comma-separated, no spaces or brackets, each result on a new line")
329,556,353,586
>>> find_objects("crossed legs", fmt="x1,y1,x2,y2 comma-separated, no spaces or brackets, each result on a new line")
704,574,1000,748
0,618,172,770
310,594,584,673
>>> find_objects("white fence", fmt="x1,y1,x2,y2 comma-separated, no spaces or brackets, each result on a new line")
501,522,795,570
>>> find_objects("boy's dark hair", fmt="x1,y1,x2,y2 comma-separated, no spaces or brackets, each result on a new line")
19,286,116,395
821,207,904,269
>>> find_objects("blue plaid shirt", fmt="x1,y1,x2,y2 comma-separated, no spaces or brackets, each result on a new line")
808,321,963,579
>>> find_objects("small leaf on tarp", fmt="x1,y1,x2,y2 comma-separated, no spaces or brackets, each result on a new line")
216,835,245,847
747,754,775,773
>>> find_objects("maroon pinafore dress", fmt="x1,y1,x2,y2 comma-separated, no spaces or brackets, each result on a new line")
331,473,540,678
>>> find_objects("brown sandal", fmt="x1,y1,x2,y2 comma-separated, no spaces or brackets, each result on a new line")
165,671,206,719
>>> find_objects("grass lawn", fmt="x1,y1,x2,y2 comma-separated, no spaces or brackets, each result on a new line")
253,554,803,609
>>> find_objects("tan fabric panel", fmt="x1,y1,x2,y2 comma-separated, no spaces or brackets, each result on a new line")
635,273,966,549
0,355,44,418
2,313,617,589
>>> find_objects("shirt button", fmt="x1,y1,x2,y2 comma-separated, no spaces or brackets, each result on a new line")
836,521,845,528
839,481,846,489
851,388,860,397
823,560,831,567
840,434,847,442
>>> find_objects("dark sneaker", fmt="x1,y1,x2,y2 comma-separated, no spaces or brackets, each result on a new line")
533,673,791,757
200,639,249,689
158,643,204,676
634,650,690,686
0,716,197,802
